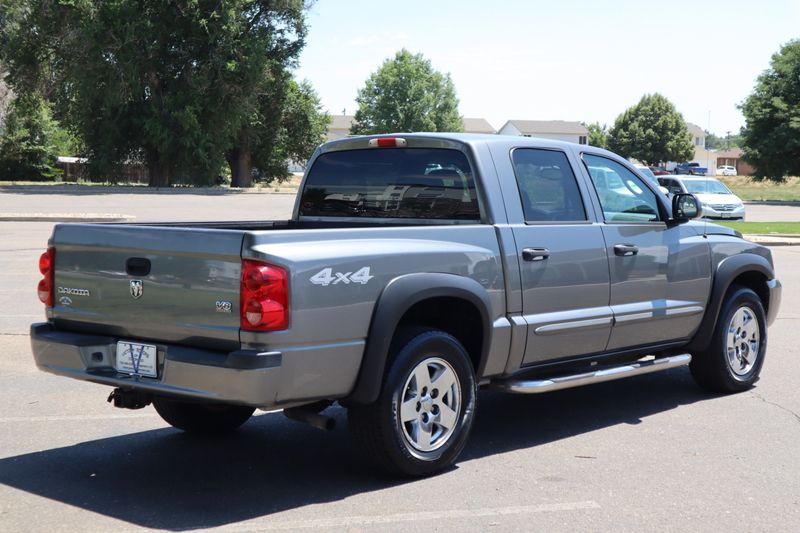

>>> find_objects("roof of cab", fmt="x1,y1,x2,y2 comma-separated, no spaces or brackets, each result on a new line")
321,131,605,153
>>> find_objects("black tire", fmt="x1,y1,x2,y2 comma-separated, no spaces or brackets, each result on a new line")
690,286,767,393
348,329,477,477
152,397,255,434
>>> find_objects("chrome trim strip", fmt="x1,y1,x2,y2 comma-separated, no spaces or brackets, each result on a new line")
534,317,613,335
666,305,704,316
490,354,691,394
614,306,704,324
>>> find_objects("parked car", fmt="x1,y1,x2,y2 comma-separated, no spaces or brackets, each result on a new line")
674,162,708,176
650,167,671,176
634,165,670,194
717,165,737,176
31,134,778,476
658,175,745,220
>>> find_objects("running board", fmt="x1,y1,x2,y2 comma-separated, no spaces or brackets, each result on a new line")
490,354,691,394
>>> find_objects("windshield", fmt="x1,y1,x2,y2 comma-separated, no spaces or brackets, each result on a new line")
683,179,732,194
637,167,656,179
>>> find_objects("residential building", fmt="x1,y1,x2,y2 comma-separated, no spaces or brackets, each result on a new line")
461,118,495,134
716,148,754,176
327,114,355,141
497,120,588,144
686,122,706,150
686,123,715,175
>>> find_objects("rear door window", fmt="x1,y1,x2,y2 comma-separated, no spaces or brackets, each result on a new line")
299,148,479,220
510,149,587,222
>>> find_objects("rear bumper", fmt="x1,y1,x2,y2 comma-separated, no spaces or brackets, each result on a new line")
30,323,363,408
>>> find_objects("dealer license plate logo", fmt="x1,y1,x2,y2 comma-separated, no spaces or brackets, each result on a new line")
115,341,157,377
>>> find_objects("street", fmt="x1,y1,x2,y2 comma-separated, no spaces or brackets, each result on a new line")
0,192,798,532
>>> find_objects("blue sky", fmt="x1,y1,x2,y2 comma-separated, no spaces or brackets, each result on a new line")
295,0,800,135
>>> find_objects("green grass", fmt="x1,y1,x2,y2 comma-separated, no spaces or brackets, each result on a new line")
716,221,800,235
719,176,800,202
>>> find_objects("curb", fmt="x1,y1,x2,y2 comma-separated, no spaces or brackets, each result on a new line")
743,200,800,207
0,213,135,222
743,234,800,246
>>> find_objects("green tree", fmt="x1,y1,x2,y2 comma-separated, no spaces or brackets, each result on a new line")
705,131,742,151
1,0,307,187
230,77,329,187
351,50,462,135
586,122,608,149
740,39,800,181
0,93,63,180
607,93,694,165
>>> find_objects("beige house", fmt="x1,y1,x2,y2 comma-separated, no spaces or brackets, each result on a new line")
461,118,495,134
326,114,355,141
686,123,716,175
497,120,588,144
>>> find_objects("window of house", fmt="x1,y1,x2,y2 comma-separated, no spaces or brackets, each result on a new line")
511,149,587,222
579,136,587,145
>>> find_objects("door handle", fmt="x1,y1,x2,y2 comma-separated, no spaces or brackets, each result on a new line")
613,244,639,257
522,248,550,262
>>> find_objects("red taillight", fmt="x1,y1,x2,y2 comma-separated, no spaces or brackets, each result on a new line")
37,247,55,306
368,137,407,148
240,260,288,331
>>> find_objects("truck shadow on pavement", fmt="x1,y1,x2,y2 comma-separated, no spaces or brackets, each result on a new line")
0,368,713,530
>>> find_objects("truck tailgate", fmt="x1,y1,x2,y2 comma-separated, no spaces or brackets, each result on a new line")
51,224,244,351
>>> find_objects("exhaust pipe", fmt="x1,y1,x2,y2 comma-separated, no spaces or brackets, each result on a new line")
283,402,336,431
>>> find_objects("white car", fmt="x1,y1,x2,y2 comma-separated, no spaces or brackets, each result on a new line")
633,165,670,194
657,175,745,220
717,165,737,176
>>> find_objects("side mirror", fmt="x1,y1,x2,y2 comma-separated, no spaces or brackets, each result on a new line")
672,193,700,221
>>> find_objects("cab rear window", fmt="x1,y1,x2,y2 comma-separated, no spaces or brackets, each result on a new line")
299,148,480,220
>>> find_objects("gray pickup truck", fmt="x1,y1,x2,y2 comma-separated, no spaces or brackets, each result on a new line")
31,134,781,476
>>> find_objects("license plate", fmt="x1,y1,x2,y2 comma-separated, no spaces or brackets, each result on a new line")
720,212,732,218
115,341,158,377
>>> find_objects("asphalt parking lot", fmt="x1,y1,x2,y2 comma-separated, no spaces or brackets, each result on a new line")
1,191,799,532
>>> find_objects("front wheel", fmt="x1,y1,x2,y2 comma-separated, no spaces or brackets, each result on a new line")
348,330,477,477
152,397,255,434
690,286,767,392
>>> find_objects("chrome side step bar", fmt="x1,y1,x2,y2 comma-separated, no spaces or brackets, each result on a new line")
490,354,691,394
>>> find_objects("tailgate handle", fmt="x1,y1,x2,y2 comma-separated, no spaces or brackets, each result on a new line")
126,257,151,276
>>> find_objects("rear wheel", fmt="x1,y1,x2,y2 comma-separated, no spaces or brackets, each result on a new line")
152,397,255,434
348,329,477,477
690,286,767,392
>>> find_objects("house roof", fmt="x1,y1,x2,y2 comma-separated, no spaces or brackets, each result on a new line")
461,117,495,134
503,120,588,135
330,115,355,131
716,147,743,158
686,122,706,138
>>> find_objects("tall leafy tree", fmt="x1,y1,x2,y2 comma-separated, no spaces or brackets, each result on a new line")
740,39,800,181
1,0,307,186
0,94,63,180
607,94,694,165
586,122,608,149
0,64,13,132
351,49,462,135
230,76,329,187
